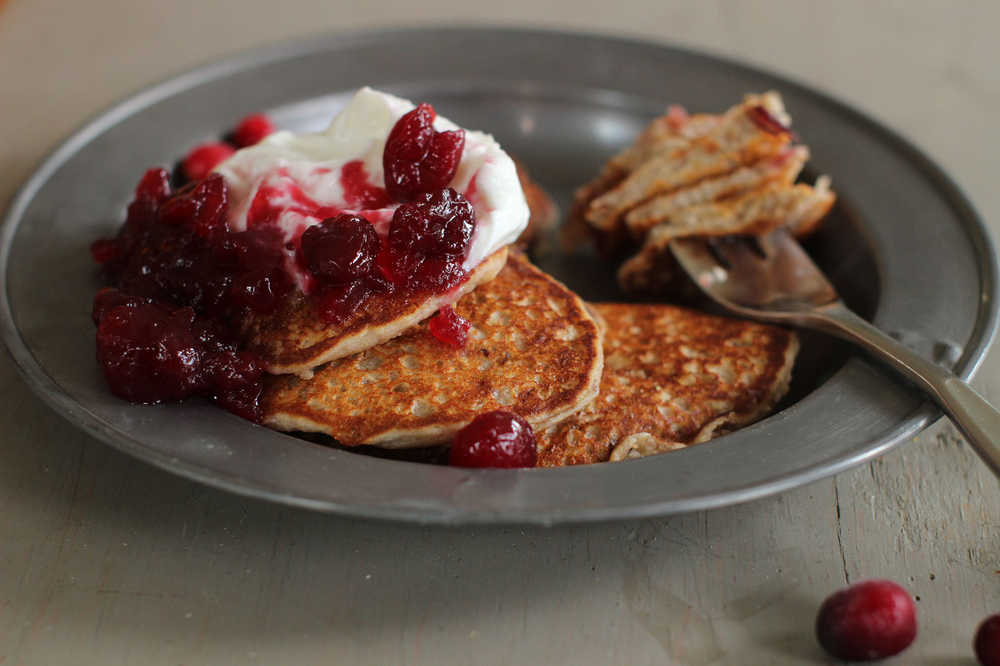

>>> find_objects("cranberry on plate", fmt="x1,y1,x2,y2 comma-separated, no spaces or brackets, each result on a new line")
181,142,235,182
450,411,537,468
815,580,917,661
231,113,276,148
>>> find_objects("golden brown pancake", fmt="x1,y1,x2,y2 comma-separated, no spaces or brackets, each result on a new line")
535,303,798,467
582,92,793,232
240,248,507,377
618,178,835,294
262,253,604,448
568,91,835,296
623,146,809,236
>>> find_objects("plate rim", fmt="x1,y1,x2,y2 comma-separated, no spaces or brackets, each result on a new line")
2,25,997,524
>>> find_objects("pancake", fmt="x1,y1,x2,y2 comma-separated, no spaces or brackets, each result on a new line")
240,248,507,377
582,92,793,232
617,178,835,293
535,303,798,467
262,253,604,448
623,146,809,236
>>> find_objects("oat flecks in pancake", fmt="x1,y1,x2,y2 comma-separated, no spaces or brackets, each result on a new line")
617,179,835,295
262,253,604,448
535,303,798,467
583,93,793,232
241,248,508,377
623,146,809,236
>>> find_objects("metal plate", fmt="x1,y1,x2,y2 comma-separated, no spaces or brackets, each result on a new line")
1,27,996,524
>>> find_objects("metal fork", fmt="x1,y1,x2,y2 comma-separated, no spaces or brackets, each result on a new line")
670,229,1000,475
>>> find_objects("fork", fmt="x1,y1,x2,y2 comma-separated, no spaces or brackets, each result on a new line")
670,229,1000,476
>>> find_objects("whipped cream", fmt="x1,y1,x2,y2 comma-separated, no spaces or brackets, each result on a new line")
215,87,529,289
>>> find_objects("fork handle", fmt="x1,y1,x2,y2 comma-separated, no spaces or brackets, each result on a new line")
810,303,1000,475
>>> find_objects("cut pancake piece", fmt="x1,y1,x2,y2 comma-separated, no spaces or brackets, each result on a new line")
624,146,809,236
618,178,834,294
262,253,604,448
535,303,798,467
241,248,508,377
583,92,793,232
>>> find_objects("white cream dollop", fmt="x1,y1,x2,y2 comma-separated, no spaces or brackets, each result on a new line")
214,87,529,287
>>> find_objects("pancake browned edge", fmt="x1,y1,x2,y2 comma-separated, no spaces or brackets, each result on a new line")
262,253,604,448
239,248,508,377
535,303,798,467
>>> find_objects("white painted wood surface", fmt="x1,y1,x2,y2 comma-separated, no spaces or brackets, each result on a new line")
1,1,997,663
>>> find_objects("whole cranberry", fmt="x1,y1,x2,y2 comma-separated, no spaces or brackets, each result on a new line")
182,141,235,182
383,103,465,202
450,411,537,468
816,580,917,661
388,188,474,284
231,113,276,147
975,614,1000,666
299,214,380,285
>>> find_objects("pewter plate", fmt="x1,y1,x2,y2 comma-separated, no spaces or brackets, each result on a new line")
2,28,996,524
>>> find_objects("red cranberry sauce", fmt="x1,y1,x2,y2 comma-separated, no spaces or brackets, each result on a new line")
428,305,470,348
91,169,288,419
93,103,479,418
383,103,465,202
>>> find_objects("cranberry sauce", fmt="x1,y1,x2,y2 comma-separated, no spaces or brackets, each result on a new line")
92,105,479,418
428,305,470,348
383,103,465,202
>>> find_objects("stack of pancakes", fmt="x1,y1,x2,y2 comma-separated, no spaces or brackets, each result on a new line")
260,99,819,466
571,91,835,295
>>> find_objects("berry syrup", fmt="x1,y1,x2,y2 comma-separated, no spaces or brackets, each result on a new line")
91,105,477,419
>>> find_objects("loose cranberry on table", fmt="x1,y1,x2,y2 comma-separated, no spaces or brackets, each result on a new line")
976,614,1000,666
231,113,276,148
815,580,917,661
383,103,465,202
181,141,235,181
449,411,537,468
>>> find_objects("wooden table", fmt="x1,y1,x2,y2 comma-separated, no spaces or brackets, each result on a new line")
1,1,997,663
